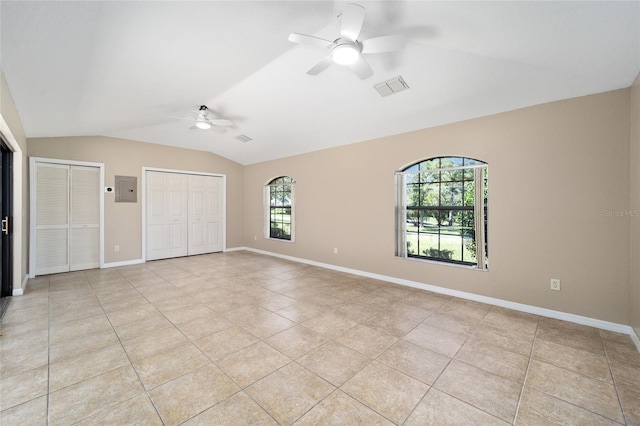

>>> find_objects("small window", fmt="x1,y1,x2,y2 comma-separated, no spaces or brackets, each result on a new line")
396,157,488,268
265,176,295,241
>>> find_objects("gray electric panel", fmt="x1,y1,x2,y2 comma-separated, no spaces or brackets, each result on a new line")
115,175,137,202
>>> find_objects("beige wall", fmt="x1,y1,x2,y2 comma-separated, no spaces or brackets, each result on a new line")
631,73,640,337
12,81,639,328
244,89,632,325
28,136,244,264
1,70,29,292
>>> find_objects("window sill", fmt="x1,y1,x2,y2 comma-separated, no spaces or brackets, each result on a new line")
399,255,488,271
266,237,296,243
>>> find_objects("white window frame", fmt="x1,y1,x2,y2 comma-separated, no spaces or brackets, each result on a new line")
396,161,488,270
264,177,296,242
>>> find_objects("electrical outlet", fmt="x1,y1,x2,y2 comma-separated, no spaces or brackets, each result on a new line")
114,245,120,252
333,247,338,254
253,235,257,241
550,279,561,291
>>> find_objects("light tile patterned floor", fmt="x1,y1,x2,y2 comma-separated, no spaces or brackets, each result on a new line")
1,251,639,425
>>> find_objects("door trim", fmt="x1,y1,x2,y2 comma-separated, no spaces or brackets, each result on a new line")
0,114,23,296
0,139,13,305
29,157,105,277
141,167,227,262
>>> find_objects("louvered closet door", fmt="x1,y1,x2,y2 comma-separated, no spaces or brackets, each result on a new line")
35,163,100,275
146,171,188,260
35,163,70,275
70,166,100,271
188,175,223,255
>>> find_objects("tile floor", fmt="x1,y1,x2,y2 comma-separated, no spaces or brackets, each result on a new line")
1,251,639,425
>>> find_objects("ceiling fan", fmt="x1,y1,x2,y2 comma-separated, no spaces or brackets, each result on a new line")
288,3,405,79
170,105,234,130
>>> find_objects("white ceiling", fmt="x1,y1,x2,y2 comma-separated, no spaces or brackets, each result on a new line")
2,1,639,165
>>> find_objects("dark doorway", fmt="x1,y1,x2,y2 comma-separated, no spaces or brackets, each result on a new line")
0,136,13,320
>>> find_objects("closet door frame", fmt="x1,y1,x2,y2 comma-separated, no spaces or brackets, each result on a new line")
29,157,105,278
142,167,226,262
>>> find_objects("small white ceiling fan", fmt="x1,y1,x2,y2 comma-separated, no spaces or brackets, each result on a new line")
288,3,406,79
170,105,234,130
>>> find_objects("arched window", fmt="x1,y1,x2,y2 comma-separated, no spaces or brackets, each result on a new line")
265,176,295,241
396,157,488,268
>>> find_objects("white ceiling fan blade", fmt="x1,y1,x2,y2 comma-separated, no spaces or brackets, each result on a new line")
340,3,365,41
361,34,406,54
288,33,334,49
307,56,334,75
169,116,193,122
350,56,373,79
210,119,233,127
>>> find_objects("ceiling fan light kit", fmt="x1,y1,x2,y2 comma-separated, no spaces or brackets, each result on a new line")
332,41,361,65
195,118,212,130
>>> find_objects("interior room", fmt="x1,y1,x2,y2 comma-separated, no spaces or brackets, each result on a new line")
1,1,639,424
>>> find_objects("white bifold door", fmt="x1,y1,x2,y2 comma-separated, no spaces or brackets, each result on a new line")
188,174,223,256
146,171,223,261
34,163,100,275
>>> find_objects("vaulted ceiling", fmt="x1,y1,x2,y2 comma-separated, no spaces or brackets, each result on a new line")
2,1,639,165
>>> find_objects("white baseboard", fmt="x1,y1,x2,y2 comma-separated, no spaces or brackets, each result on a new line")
631,328,640,354
12,274,28,296
224,246,246,253
102,259,144,269
243,247,638,342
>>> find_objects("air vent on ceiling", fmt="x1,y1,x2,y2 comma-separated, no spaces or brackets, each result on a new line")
235,135,253,143
374,76,409,97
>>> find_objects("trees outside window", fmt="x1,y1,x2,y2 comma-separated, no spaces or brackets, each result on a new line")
397,157,488,268
266,176,295,241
